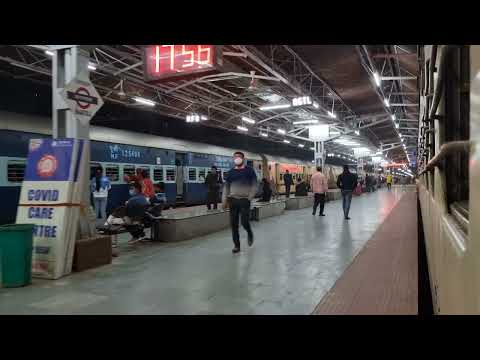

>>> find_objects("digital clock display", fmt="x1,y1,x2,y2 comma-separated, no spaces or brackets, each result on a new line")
142,45,221,82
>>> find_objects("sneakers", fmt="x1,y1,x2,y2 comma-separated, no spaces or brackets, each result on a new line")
248,233,254,247
232,247,240,254
319,213,325,216
345,216,351,220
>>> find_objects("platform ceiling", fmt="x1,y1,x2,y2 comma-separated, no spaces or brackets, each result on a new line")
0,45,419,163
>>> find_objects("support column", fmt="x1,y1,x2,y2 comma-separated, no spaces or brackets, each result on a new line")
51,45,95,239
314,141,325,169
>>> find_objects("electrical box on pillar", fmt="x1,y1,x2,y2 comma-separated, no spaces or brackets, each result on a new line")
308,124,329,169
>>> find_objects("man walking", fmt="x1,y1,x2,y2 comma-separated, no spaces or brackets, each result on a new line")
205,165,223,210
222,151,258,254
336,165,358,220
283,170,293,198
310,166,328,216
386,172,393,190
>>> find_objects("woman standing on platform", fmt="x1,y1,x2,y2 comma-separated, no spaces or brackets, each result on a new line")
91,167,111,222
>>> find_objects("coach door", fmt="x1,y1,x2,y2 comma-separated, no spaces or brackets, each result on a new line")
175,153,186,199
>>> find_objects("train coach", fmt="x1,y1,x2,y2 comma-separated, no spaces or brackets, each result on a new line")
0,110,344,225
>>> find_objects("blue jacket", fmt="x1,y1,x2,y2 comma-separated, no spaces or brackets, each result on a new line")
90,176,111,197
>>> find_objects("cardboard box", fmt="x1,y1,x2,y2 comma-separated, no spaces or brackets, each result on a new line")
72,236,112,272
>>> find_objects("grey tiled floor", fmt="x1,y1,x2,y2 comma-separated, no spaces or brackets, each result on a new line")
0,188,406,315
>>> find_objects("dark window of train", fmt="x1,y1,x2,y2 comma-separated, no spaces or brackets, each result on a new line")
105,165,119,182
166,168,176,181
7,161,26,182
188,168,197,181
444,46,470,229
123,166,135,179
138,167,150,178
153,168,164,182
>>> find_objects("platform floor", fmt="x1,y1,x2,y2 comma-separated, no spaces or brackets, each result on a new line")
0,188,409,315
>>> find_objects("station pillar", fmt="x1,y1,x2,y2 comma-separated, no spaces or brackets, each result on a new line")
314,141,325,169
51,45,96,238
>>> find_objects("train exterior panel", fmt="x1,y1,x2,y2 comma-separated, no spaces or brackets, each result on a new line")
417,45,477,314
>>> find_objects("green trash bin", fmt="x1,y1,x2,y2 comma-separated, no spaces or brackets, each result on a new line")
0,224,34,288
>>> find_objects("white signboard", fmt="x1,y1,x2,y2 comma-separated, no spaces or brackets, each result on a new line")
308,124,329,141
61,73,104,125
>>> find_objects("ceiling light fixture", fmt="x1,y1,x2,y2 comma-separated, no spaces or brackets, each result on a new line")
88,62,97,71
277,129,286,135
241,116,255,124
260,132,268,137
298,144,305,148
293,120,319,125
237,126,248,132
134,97,156,106
373,72,381,87
283,139,291,144
328,111,336,119
259,104,291,111
45,50,54,56
384,98,390,107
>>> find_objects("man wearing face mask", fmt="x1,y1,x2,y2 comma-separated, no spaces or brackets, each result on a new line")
222,151,258,254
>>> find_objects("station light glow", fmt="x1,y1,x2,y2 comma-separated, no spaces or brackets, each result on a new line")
395,123,399,128
384,98,390,107
260,132,268,137
277,129,286,135
283,139,290,144
298,144,304,148
88,62,97,71
237,126,248,132
373,72,381,87
134,97,156,106
354,130,360,135
259,104,291,111
241,116,255,124
327,111,336,119
310,147,315,150
293,120,319,125
45,50,54,56
391,114,396,121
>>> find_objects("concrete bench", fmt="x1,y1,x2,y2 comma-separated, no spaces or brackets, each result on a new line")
327,189,342,201
251,199,286,221
285,195,314,210
154,207,230,242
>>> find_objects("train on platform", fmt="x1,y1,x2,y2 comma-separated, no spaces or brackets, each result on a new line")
417,45,478,314
0,110,345,225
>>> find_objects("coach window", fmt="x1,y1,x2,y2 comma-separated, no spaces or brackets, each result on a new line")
105,165,119,182
444,46,469,231
153,167,164,182
198,168,206,182
166,168,176,182
123,165,135,180
188,168,197,182
7,160,26,183
138,166,150,178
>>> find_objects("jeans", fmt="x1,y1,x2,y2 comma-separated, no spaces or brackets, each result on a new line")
313,193,326,215
341,190,353,218
94,197,108,220
229,198,253,248
285,185,291,198
387,183,392,190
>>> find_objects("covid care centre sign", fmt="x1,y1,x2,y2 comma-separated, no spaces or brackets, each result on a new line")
16,138,87,279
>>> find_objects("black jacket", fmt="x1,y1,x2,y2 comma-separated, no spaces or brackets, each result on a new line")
205,172,223,192
336,172,358,191
283,173,293,186
295,182,308,196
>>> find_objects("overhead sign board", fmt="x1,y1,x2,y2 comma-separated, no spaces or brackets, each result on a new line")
308,124,330,141
61,73,104,125
142,45,223,82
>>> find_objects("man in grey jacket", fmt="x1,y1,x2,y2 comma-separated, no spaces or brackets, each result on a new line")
222,151,258,254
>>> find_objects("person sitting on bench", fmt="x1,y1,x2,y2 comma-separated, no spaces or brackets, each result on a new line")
295,177,308,197
259,178,272,202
